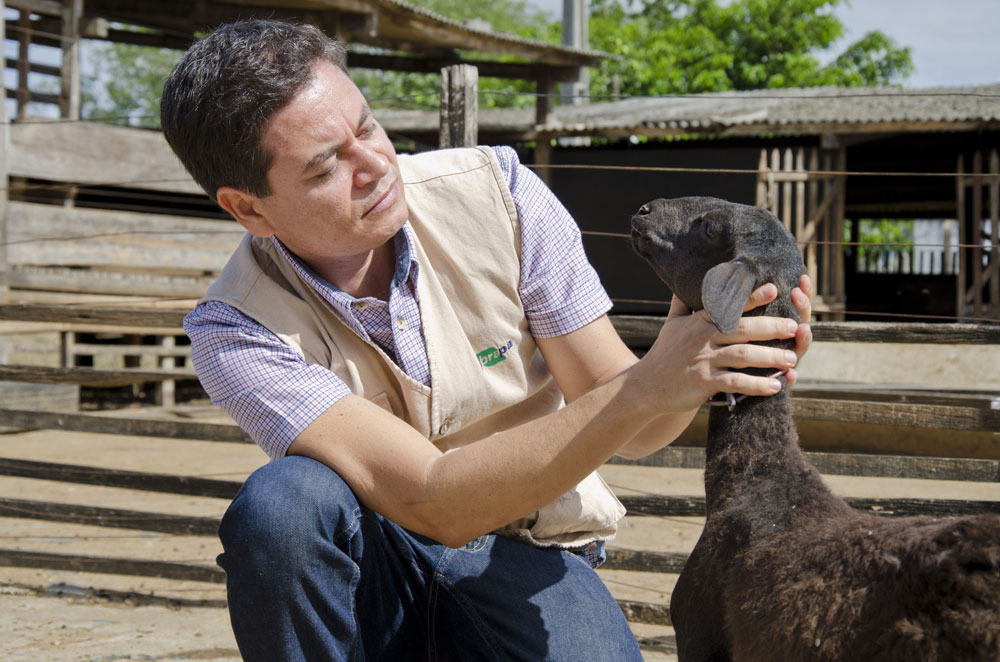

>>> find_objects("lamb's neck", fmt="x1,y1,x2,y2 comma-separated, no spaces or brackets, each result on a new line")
704,392,831,518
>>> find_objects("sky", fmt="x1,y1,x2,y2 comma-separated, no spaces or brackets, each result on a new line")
528,0,1000,89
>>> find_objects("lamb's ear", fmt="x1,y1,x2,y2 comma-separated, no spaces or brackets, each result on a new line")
701,259,758,333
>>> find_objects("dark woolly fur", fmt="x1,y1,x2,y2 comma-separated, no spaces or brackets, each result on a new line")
632,197,1000,662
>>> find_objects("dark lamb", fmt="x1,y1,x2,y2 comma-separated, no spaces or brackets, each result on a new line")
630,196,1000,662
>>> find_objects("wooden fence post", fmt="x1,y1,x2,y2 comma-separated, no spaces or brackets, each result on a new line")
439,64,478,149
0,0,9,304
60,0,83,120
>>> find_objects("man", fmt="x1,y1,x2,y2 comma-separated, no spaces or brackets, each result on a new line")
161,18,812,661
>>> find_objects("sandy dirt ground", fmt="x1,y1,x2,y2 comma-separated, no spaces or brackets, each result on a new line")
2,393,999,661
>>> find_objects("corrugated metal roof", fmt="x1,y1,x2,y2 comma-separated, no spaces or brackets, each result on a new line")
552,83,1000,135
377,82,1000,139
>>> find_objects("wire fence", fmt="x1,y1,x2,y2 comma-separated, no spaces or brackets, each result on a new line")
1,165,996,322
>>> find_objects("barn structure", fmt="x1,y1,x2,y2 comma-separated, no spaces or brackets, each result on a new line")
378,85,1000,321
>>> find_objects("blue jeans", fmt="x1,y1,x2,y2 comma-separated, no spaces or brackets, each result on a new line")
217,456,642,661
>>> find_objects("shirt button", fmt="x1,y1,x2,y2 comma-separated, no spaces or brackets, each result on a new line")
396,317,406,329
439,419,452,435
355,301,368,311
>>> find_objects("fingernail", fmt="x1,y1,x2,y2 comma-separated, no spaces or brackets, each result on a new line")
787,320,798,335
785,350,797,365
770,379,783,391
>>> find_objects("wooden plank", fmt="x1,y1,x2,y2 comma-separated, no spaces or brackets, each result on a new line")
439,64,478,149
0,364,196,386
5,0,62,16
0,303,186,327
70,342,190,358
0,408,252,442
0,497,220,535
0,548,225,583
792,398,998,432
616,599,672,626
609,316,1000,345
0,1,7,304
5,201,242,272
0,458,242,499
604,548,688,574
9,265,217,299
60,0,83,120
8,121,203,194
618,495,1000,518
606,446,1000,482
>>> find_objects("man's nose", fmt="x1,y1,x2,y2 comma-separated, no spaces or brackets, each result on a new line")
351,142,389,188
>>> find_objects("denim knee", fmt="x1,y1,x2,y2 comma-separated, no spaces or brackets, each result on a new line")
219,455,362,563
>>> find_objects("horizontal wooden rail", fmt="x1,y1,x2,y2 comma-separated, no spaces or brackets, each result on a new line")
617,599,672,626
3,493,996,540
618,495,1000,518
0,303,186,328
2,306,997,343
610,316,1000,345
0,409,253,443
0,498,220,535
608,446,1000,482
604,548,688,574
0,549,224,584
0,548,672,628
1,449,995,514
0,365,196,386
0,458,243,499
790,398,999,431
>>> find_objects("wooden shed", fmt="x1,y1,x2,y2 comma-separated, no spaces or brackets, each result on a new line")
377,85,1000,322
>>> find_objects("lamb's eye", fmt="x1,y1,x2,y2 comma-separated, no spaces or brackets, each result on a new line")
703,222,714,239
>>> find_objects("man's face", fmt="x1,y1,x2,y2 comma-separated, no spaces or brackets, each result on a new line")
248,60,408,272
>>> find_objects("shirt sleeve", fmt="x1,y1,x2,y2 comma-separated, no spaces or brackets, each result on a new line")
183,300,352,460
490,145,613,338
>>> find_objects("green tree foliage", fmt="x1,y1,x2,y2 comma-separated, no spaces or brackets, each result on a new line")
81,0,913,124
351,0,553,111
81,38,180,127
589,0,913,98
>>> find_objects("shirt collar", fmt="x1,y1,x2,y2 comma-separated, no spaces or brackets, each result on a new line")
269,223,420,330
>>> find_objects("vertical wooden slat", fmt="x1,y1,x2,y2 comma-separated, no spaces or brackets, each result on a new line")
956,155,967,316
0,0,8,304
755,150,768,208
831,148,847,316
60,0,83,120
15,11,31,120
439,64,478,149
770,148,781,215
782,148,793,229
806,149,819,293
795,148,806,240
972,152,984,316
158,335,176,408
990,150,1000,315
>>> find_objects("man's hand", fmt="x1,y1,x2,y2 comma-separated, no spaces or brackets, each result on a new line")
635,274,813,414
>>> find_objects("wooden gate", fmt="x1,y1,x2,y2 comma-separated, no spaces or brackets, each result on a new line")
956,150,1000,320
756,146,847,318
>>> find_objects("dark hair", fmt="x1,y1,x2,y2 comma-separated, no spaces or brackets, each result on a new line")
160,19,347,199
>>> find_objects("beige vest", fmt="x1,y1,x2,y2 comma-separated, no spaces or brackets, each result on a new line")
202,146,624,548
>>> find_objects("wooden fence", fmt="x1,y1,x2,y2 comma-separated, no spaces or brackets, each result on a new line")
1,304,998,656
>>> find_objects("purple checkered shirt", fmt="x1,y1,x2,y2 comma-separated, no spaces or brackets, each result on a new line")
184,146,612,461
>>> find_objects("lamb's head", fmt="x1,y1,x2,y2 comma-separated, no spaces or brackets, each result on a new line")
631,196,805,333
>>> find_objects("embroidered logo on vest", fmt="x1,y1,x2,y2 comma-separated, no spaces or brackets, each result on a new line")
477,340,514,367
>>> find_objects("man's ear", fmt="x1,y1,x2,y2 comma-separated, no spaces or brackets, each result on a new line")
216,186,275,237
701,258,758,334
